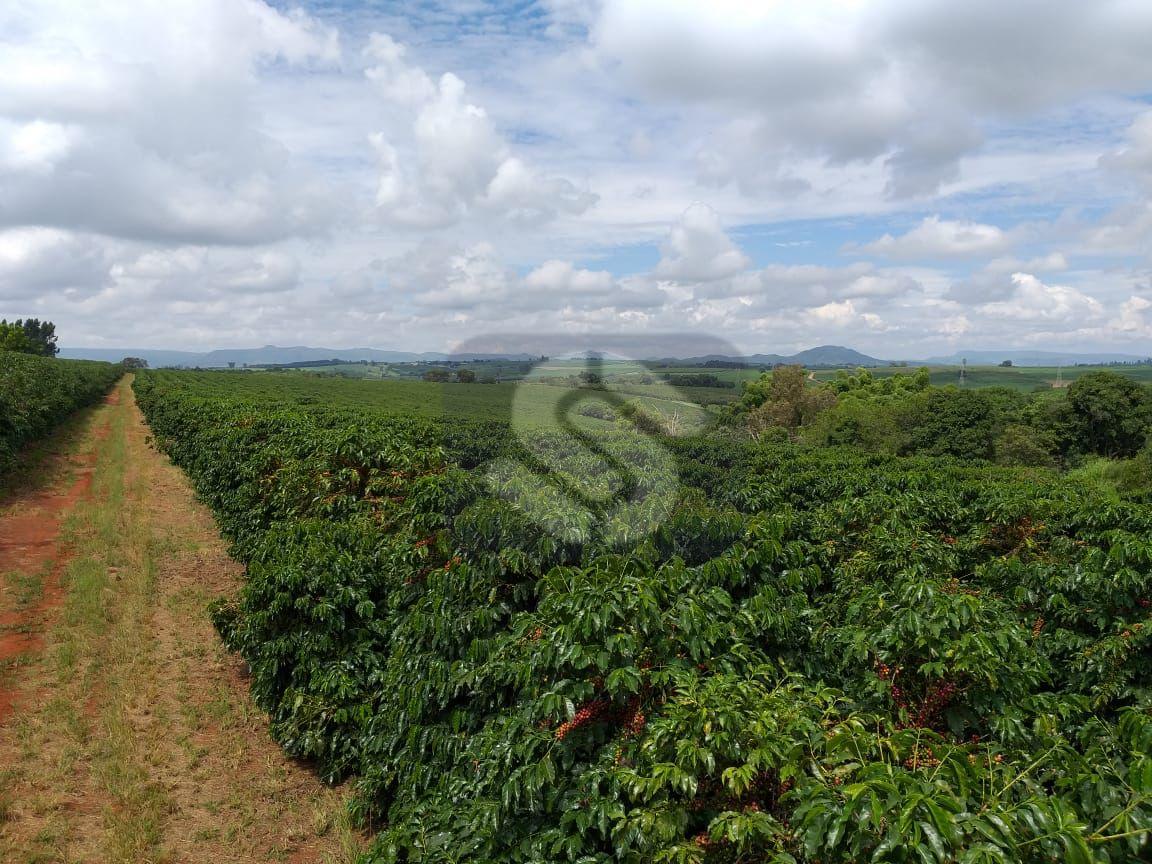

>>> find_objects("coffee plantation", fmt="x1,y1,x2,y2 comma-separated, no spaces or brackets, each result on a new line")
132,370,1152,863
0,352,122,477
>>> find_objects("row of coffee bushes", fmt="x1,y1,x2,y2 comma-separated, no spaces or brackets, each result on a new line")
0,352,122,476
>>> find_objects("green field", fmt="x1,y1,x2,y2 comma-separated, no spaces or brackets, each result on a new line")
287,359,542,381
128,367,1152,864
281,358,1152,397
165,371,715,432
232,362,1152,434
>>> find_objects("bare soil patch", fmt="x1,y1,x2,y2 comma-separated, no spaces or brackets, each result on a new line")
0,397,110,721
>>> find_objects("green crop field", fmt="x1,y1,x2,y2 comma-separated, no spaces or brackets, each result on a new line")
124,367,1152,864
287,358,1152,399
161,371,715,432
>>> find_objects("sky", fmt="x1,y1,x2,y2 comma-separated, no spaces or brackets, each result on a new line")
1,0,1151,358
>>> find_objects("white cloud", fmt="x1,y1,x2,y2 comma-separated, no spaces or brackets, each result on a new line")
221,252,302,295
525,260,614,296
366,35,596,228
1114,294,1152,334
0,120,75,174
655,204,750,282
989,253,1068,274
0,228,109,301
1102,111,1152,181
1085,112,1152,261
386,242,514,309
947,270,1015,304
523,261,666,311
979,273,1104,322
380,244,667,318
0,0,340,244
364,34,437,105
844,273,921,298
591,0,1152,198
948,253,1070,302
857,216,1014,259
1079,202,1152,258
807,300,863,328
2,0,1151,355
713,262,921,309
107,246,301,301
484,158,598,226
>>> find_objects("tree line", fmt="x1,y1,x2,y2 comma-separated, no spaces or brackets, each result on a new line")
728,364,1152,484
0,318,58,356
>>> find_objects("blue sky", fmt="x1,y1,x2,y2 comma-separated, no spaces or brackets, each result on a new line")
1,0,1151,356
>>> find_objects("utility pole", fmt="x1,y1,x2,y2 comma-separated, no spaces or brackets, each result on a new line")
959,357,967,387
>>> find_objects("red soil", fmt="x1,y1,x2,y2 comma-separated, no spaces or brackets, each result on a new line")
0,393,113,721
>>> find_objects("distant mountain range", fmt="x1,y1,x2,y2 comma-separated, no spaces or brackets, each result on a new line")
665,345,888,367
752,346,888,367
59,345,541,368
58,343,1149,370
61,343,891,369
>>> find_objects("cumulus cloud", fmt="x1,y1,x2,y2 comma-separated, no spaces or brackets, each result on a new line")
706,262,921,310
1114,294,1152,334
979,273,1104,322
947,270,1016,304
219,252,302,295
1102,111,1152,182
948,253,1070,302
524,261,667,312
381,243,666,318
366,35,596,228
655,204,750,282
1086,113,1152,261
385,241,514,309
0,120,75,174
525,260,615,297
0,228,110,301
363,34,438,105
806,300,866,328
108,246,302,301
0,0,339,245
857,216,1014,260
591,0,1152,198
844,273,921,299
485,158,598,226
1079,202,1152,258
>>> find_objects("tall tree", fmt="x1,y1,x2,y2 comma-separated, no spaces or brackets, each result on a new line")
0,318,58,356
745,365,836,439
0,321,33,353
1066,371,1152,458
29,319,58,356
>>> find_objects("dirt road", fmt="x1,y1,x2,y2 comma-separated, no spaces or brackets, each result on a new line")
0,377,362,863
